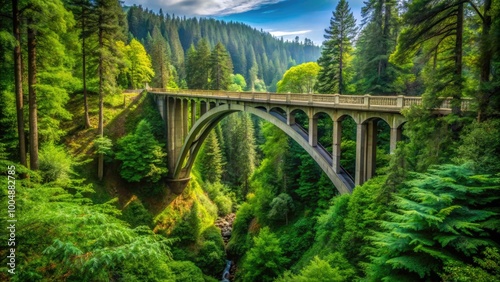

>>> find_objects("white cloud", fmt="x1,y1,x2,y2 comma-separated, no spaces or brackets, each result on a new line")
129,0,286,16
269,30,312,37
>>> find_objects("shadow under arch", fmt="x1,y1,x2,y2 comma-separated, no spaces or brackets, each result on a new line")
173,103,354,194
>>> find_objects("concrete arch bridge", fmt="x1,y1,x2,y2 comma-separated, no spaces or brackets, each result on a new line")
150,89,470,194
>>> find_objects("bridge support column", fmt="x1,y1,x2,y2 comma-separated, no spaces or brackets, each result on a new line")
191,100,197,129
365,120,377,180
200,101,208,115
309,117,318,147
182,99,188,143
332,120,342,173
355,123,366,186
390,127,402,154
287,112,295,126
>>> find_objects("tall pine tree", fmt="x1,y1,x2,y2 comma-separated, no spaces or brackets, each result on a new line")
209,42,233,90
317,0,357,94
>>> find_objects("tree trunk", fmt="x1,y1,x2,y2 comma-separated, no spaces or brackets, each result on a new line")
12,0,26,167
97,25,104,180
28,20,38,170
478,0,492,121
83,14,91,128
339,39,344,94
452,3,463,117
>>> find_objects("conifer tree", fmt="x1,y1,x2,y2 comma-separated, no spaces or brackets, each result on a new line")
317,0,357,94
12,0,26,165
366,164,500,281
186,38,211,89
209,42,233,90
354,0,399,94
394,0,468,114
96,0,124,180
197,130,224,183
68,0,96,128
150,26,172,88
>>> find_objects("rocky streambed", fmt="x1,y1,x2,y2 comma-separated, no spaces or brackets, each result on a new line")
215,213,236,281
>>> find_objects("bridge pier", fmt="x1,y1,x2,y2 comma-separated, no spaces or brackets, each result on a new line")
332,120,342,174
309,116,318,147
355,123,366,186
365,120,377,180
390,127,402,153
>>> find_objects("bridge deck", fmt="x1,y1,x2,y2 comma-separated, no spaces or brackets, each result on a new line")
150,89,472,113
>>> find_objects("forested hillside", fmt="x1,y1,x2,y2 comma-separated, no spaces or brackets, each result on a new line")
0,0,500,281
126,5,321,92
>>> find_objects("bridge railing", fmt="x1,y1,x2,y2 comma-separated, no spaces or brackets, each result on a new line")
149,88,472,111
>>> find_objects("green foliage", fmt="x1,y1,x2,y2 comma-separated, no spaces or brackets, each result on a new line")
316,0,357,94
120,199,154,228
279,218,316,266
124,38,155,89
0,164,174,281
220,113,256,198
277,256,344,282
241,227,289,282
39,143,73,184
197,131,224,183
116,119,167,182
227,202,254,257
203,182,234,216
195,234,226,277
277,62,320,93
228,73,247,91
268,193,294,224
455,119,500,174
209,42,233,90
366,164,500,281
168,261,205,282
440,247,500,281
94,135,114,162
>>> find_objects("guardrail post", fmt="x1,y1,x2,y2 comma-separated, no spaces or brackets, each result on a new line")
334,94,339,105
286,93,290,104
364,94,370,107
309,94,313,104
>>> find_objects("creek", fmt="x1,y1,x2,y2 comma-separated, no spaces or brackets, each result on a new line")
215,213,236,281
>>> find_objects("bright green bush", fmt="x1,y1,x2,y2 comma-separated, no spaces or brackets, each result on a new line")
116,119,167,182
39,143,73,183
214,194,232,216
241,227,289,282
168,261,205,282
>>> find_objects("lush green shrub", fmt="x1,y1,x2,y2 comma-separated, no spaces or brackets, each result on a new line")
240,227,289,282
195,240,226,277
116,119,167,182
455,119,500,174
168,261,205,282
39,143,73,183
214,194,232,216
227,202,254,257
120,199,154,228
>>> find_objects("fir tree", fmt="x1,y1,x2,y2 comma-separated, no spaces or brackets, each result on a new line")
197,130,224,183
209,42,233,90
317,0,357,94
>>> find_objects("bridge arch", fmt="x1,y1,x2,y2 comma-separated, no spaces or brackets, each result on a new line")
173,103,354,194
151,91,444,193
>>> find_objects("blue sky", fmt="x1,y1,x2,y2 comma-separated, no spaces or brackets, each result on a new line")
123,0,365,46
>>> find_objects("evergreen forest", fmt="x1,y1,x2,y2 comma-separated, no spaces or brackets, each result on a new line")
0,0,500,281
